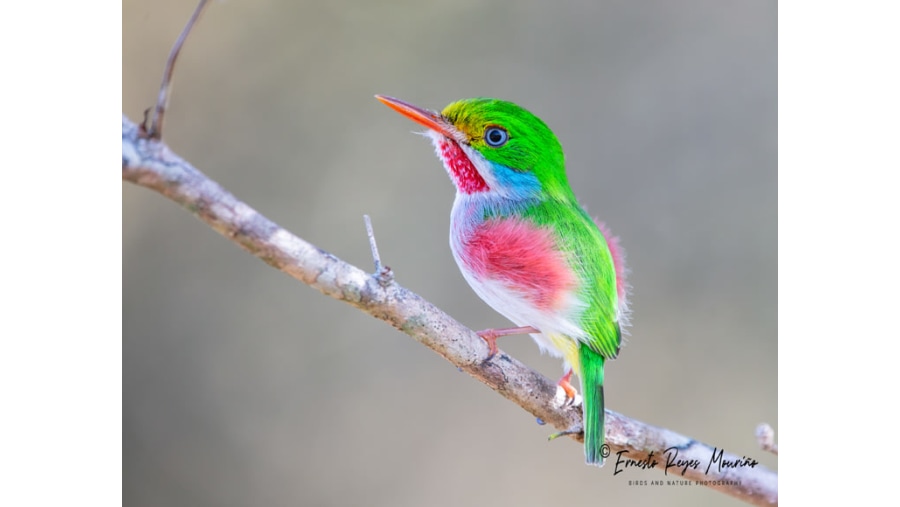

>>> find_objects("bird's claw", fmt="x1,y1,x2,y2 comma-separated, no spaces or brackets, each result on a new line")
477,329,500,361
557,370,578,407
474,326,540,361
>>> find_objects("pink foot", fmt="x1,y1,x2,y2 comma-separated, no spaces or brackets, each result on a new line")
475,326,539,360
558,369,577,406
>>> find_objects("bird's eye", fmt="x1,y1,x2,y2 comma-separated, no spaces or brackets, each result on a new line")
484,126,509,147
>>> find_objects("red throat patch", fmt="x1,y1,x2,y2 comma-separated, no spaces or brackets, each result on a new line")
438,139,489,193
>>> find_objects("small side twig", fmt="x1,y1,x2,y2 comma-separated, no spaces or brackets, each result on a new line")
364,215,394,286
141,0,212,140
756,423,778,456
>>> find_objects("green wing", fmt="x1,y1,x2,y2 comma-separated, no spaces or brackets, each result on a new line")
563,206,622,359
526,199,621,359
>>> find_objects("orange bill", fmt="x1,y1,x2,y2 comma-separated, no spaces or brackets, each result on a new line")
375,95,455,138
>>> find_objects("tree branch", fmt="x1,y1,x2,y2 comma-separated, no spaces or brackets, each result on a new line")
122,114,777,506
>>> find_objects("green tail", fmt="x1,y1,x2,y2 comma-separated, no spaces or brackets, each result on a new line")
579,346,606,466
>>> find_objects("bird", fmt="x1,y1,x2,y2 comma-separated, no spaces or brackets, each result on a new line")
375,95,628,466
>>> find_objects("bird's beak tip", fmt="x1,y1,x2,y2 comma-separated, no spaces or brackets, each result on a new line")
374,95,451,137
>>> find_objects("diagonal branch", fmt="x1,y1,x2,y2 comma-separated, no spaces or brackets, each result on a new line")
122,114,777,506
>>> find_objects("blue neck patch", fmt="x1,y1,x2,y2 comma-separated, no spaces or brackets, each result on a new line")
489,161,542,201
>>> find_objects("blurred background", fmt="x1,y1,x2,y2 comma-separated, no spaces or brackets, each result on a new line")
123,1,776,505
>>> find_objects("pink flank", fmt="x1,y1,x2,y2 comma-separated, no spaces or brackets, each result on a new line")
438,139,489,193
462,219,576,311
595,220,627,304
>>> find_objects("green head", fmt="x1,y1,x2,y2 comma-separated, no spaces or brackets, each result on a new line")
377,95,573,200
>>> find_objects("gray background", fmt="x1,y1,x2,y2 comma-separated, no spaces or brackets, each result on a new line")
124,1,776,505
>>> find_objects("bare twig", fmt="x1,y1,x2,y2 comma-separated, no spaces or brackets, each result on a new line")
122,115,777,506
756,423,778,456
363,215,393,286
140,0,211,139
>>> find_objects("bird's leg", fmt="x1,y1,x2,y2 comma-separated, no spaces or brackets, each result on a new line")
557,369,578,406
476,326,539,360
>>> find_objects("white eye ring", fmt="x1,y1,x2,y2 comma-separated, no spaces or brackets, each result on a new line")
484,126,509,147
